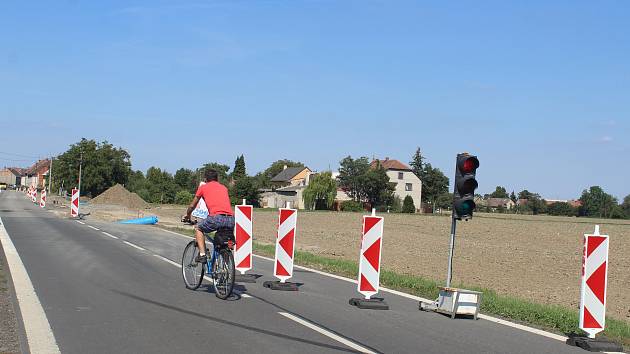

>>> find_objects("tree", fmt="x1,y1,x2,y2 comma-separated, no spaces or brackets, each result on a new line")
231,155,246,181
175,190,193,205
52,138,131,197
174,168,195,193
409,147,425,181
363,162,395,208
510,191,517,203
421,163,449,212
302,172,337,210
622,195,630,219
402,195,416,213
518,190,533,200
547,202,577,217
142,167,179,204
230,176,260,206
337,156,370,202
490,186,509,199
191,163,230,187
435,192,453,211
579,186,618,218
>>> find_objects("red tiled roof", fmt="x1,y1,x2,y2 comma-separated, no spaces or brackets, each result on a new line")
370,158,411,171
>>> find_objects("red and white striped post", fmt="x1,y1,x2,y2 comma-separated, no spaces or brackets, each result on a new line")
234,199,255,282
32,189,37,204
40,189,47,208
70,188,79,217
349,209,388,309
579,225,609,338
264,202,299,291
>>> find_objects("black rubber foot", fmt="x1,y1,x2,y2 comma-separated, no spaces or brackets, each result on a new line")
235,274,260,283
263,281,299,291
349,297,389,310
566,336,623,352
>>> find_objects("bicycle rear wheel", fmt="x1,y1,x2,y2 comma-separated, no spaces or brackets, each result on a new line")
182,241,205,290
213,249,235,299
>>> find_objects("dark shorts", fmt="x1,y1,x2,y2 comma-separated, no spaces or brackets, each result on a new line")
197,214,235,234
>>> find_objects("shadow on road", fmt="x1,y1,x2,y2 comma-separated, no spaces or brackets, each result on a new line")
110,289,364,353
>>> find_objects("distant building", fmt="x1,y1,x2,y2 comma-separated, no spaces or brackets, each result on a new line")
486,198,515,210
24,159,50,189
370,158,422,211
260,165,313,209
0,167,23,186
546,199,582,208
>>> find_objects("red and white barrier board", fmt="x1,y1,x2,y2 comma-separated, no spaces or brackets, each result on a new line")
234,203,253,274
71,188,79,217
357,210,384,299
32,189,37,203
579,225,609,338
40,189,46,208
273,207,297,283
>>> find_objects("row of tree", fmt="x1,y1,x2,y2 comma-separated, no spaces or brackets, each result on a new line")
485,185,630,219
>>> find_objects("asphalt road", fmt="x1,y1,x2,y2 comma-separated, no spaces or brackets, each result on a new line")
0,190,586,354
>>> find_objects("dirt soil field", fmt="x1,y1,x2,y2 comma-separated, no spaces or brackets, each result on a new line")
53,199,630,322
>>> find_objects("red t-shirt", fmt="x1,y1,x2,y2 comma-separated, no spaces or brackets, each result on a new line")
195,181,233,216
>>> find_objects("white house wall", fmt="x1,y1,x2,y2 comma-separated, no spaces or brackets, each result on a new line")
386,170,422,210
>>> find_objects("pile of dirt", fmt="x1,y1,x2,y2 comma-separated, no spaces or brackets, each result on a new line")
91,184,149,210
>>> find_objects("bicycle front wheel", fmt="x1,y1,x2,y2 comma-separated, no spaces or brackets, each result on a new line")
182,241,205,290
213,249,235,299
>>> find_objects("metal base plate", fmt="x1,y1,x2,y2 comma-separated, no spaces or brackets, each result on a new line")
235,274,259,283
349,297,389,310
263,281,299,291
566,336,623,352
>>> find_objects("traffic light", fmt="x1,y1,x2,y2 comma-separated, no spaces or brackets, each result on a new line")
453,153,479,220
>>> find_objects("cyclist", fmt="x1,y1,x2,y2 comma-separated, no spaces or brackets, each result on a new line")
183,168,234,264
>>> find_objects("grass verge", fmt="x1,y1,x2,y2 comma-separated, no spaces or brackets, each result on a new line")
253,242,630,349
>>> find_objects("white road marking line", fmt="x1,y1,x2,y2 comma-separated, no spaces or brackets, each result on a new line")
241,293,252,298
87,225,99,231
159,228,193,239
0,217,61,354
123,241,145,251
76,220,85,225
101,232,118,239
279,312,375,354
153,255,181,268
254,254,571,343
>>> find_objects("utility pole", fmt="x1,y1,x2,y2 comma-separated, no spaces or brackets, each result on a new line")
48,156,53,193
77,152,83,197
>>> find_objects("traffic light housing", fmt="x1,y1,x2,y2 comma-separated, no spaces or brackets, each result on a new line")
453,153,479,220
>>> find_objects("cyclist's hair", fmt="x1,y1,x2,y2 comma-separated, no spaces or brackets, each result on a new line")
204,168,219,182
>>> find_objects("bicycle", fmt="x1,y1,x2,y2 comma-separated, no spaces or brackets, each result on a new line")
181,220,235,300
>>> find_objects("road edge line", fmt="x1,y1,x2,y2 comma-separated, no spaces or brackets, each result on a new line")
0,216,61,354
278,312,375,354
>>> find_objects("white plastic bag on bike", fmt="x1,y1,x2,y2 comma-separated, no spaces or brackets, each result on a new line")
191,182,209,219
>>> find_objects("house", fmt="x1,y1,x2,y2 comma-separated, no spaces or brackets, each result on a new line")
260,166,313,209
486,198,515,210
546,199,582,208
0,167,23,186
23,159,50,189
370,158,422,211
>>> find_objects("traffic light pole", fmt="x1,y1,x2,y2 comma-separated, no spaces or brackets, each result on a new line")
446,214,456,288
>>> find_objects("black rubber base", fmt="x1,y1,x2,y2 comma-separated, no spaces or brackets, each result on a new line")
349,297,389,310
566,336,623,352
235,274,260,283
263,281,299,291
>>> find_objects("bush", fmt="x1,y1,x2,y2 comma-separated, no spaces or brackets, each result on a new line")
341,200,364,212
402,195,415,213
175,190,193,205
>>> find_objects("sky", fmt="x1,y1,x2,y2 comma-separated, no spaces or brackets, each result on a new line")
1,0,629,200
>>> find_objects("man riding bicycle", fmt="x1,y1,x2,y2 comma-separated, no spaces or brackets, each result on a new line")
183,169,234,264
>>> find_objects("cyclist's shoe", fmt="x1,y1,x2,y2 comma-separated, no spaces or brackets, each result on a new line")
195,254,208,264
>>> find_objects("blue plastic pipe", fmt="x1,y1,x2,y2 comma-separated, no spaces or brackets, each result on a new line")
118,216,158,225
